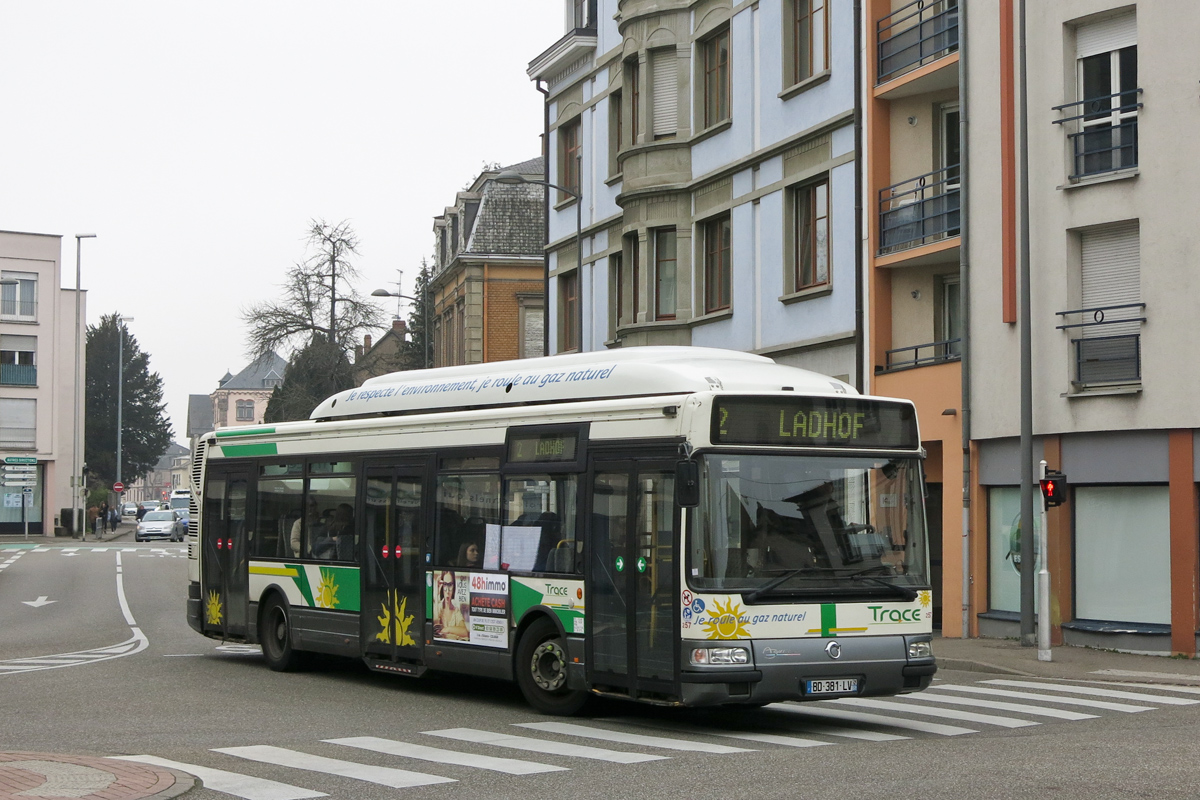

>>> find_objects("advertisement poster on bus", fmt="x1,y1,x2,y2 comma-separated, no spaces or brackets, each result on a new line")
432,570,508,648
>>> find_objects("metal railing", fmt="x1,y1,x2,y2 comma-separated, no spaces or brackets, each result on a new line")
879,165,960,254
0,299,37,317
877,0,959,84
1052,89,1142,179
1056,302,1145,387
0,364,36,385
879,338,961,373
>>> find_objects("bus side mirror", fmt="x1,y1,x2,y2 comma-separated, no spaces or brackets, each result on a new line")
675,460,699,507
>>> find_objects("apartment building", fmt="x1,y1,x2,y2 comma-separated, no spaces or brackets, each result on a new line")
208,352,286,431
962,1,1199,655
0,230,85,536
430,158,546,367
528,0,862,382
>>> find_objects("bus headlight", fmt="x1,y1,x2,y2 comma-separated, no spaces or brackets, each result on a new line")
690,647,749,665
907,640,933,659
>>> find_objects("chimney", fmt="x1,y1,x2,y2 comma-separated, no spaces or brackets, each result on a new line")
364,334,373,352
393,319,408,336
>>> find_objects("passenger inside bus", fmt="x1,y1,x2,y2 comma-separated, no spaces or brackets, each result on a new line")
454,541,482,569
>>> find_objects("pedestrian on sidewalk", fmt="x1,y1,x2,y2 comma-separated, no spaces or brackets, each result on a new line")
86,505,99,541
109,507,119,533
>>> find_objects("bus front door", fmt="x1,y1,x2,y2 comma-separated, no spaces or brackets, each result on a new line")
360,465,427,668
587,461,678,699
200,468,251,639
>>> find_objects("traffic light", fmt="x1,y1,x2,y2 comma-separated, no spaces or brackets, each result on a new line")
1039,470,1067,507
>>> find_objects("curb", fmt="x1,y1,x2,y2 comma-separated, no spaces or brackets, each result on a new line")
936,657,1034,676
0,752,196,800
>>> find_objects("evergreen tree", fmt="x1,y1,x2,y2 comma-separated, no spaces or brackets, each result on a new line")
402,259,433,370
84,314,173,491
263,334,355,422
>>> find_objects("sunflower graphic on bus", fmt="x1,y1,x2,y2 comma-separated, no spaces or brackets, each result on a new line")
701,598,751,639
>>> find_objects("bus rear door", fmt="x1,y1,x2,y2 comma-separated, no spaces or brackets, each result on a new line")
200,467,251,639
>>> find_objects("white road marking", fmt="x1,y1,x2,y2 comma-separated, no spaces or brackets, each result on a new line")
984,679,1200,705
517,721,754,753
904,690,1097,720
424,728,666,764
1092,669,1200,684
113,755,326,800
213,745,455,789
767,703,977,736
327,735,568,775
823,697,1038,728
22,596,57,607
930,684,1152,712
713,731,834,748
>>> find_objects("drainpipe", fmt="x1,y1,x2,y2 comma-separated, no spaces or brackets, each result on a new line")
853,0,865,393
537,78,551,357
958,0,972,640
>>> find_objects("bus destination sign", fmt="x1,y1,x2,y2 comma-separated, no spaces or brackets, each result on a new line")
712,396,918,449
508,431,579,464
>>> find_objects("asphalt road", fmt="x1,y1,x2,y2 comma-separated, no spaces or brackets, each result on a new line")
2,538,1199,800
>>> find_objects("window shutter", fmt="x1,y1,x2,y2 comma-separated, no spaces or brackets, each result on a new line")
1076,12,1136,59
651,49,677,137
1081,220,1139,337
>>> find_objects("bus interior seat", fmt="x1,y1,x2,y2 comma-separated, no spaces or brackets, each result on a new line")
531,512,561,571
546,540,574,573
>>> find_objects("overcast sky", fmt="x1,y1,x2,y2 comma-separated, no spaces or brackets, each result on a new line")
0,1,562,445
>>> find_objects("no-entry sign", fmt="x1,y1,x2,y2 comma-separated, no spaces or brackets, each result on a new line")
113,482,125,493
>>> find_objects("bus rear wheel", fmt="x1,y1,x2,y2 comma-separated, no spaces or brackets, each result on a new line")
261,597,300,672
516,617,588,716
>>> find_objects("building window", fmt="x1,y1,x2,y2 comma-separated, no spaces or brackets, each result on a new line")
0,273,36,320
628,59,640,146
560,271,579,351
629,233,641,324
793,179,830,291
654,229,677,320
235,400,254,421
703,215,732,313
572,0,591,29
1066,221,1142,388
609,253,623,336
792,0,828,85
1060,12,1138,178
938,274,961,356
0,398,35,449
519,296,545,359
702,29,730,129
456,301,466,364
650,49,678,139
609,90,622,175
560,119,582,199
1076,486,1170,624
0,334,37,386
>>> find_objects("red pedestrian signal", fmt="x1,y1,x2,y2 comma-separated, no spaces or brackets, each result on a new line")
1039,471,1067,507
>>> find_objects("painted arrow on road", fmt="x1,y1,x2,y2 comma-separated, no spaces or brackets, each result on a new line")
22,596,57,607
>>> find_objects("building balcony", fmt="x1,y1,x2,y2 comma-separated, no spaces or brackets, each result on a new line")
877,338,961,374
527,23,597,83
1052,90,1142,181
879,165,960,256
1056,302,1146,389
876,0,958,96
0,364,36,385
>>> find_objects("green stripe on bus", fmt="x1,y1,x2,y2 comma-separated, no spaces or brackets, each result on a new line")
821,603,837,637
214,427,277,438
219,442,278,457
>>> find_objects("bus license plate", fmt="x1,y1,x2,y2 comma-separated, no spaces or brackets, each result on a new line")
806,678,858,695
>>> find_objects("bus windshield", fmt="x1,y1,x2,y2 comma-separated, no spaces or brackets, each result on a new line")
690,453,929,597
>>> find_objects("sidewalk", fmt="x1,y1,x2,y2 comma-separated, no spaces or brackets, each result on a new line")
0,753,193,800
933,631,1200,685
0,518,135,545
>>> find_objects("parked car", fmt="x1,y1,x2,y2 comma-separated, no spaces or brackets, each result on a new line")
136,510,185,542
121,503,138,517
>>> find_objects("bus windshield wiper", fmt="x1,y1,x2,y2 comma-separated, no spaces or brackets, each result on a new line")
744,567,832,602
847,573,918,601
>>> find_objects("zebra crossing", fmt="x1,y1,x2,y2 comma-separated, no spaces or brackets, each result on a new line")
0,544,186,559
111,678,1200,799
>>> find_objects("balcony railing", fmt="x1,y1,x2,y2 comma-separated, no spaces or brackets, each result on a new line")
1056,302,1146,387
877,0,959,84
0,427,36,449
0,364,36,385
878,338,961,373
1052,90,1142,180
879,165,960,254
0,299,37,318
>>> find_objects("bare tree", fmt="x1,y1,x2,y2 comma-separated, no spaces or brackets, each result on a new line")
243,219,385,357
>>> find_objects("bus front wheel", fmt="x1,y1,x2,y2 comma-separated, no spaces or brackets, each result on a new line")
516,617,588,716
261,597,300,672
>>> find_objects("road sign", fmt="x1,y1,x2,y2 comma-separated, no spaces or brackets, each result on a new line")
3,456,37,464
2,464,36,472
3,481,36,488
113,481,125,493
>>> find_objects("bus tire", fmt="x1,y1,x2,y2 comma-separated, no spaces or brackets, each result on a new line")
515,617,588,716
260,597,300,672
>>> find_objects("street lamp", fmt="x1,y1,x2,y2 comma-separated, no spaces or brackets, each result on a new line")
372,284,431,369
74,234,95,539
115,315,133,506
493,167,583,355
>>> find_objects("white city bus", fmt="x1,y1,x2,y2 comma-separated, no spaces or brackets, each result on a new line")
187,347,935,714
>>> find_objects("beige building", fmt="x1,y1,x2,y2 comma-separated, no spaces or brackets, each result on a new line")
0,230,86,535
208,352,286,431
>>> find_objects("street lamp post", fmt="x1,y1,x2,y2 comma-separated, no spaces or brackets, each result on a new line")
493,167,583,355
371,283,431,369
115,315,133,509
74,234,95,540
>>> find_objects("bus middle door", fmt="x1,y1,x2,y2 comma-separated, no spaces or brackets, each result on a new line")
587,459,678,700
200,468,251,639
360,464,427,670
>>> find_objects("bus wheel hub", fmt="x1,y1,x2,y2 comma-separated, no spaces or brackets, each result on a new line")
531,641,566,691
